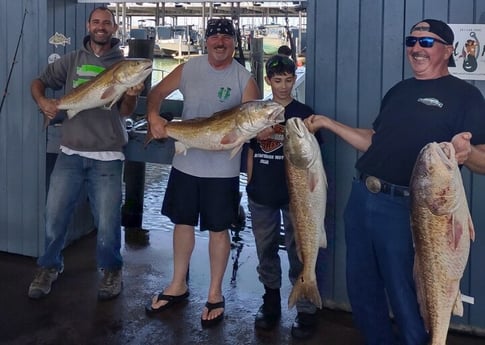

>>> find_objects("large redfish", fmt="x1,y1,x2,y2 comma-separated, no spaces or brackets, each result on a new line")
57,58,152,119
284,117,327,309
145,100,285,159
410,141,475,345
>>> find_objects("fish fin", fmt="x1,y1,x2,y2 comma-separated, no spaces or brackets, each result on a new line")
452,291,464,317
67,109,78,119
106,93,124,110
450,213,472,250
307,169,319,192
229,144,243,159
220,130,239,145
469,214,475,242
111,92,126,108
451,214,461,250
295,244,303,264
319,225,327,248
174,141,188,155
288,275,322,309
101,86,116,100
413,257,430,331
293,223,304,263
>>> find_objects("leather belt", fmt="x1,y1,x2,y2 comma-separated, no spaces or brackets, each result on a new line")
360,173,410,197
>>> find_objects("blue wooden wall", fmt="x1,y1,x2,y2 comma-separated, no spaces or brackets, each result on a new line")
0,0,47,257
0,0,101,257
306,0,485,334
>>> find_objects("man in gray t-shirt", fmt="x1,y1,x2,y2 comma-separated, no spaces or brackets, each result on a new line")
145,18,260,328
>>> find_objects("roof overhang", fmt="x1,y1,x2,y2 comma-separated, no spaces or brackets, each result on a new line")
78,1,304,3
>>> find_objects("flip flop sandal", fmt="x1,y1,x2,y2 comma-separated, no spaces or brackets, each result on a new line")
145,290,189,315
201,296,225,328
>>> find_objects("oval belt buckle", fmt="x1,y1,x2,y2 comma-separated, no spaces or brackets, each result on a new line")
365,176,381,193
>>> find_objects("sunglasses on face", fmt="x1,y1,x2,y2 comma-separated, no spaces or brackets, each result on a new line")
405,36,449,48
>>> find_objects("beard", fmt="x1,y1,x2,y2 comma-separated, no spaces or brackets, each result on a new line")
89,31,111,46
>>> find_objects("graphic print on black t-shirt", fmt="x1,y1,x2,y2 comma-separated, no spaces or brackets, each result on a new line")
257,123,285,153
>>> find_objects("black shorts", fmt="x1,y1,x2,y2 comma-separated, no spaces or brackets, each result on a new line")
161,168,240,232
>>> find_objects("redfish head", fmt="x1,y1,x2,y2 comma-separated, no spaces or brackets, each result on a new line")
236,100,285,134
411,141,460,214
113,58,153,86
417,142,457,177
284,117,319,169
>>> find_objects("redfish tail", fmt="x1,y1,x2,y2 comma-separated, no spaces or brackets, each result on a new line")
452,291,464,317
288,275,322,309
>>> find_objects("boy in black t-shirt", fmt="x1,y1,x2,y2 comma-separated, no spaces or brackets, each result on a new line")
246,54,321,340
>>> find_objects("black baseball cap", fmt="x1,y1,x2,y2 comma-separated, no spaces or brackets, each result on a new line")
410,19,456,67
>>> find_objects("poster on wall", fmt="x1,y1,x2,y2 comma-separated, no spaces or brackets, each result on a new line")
449,24,485,80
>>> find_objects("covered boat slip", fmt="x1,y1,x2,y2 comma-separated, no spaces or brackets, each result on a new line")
1,0,485,337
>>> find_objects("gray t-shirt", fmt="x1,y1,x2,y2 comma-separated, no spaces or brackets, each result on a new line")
172,56,252,178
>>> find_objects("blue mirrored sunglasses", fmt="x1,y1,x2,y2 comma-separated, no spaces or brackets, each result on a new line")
405,36,449,48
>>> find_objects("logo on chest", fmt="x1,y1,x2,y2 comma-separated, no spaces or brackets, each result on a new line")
259,123,285,153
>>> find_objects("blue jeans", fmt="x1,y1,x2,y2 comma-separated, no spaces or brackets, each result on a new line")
343,179,428,345
38,153,123,271
249,198,317,313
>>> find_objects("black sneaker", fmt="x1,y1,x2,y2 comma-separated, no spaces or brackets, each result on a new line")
291,312,317,339
255,303,281,330
98,269,122,300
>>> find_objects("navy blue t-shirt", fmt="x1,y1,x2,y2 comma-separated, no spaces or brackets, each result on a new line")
246,99,319,207
356,75,485,186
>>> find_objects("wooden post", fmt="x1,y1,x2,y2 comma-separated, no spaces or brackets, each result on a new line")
250,37,264,97
122,39,154,244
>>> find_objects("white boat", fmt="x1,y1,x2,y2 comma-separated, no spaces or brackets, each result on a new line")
155,25,201,57
255,24,288,55
124,27,162,57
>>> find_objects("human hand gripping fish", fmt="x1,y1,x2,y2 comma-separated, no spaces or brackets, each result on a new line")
451,132,472,164
147,115,169,140
124,83,145,97
38,97,60,124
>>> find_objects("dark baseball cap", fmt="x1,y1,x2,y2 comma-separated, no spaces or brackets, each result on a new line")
205,18,236,38
410,19,456,67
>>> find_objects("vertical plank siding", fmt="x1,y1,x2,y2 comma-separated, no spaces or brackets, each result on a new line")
0,0,101,256
0,0,45,256
307,0,485,333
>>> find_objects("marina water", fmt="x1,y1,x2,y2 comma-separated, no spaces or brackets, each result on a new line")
136,163,252,245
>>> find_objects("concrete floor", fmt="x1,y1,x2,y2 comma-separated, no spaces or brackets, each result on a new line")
1,229,484,345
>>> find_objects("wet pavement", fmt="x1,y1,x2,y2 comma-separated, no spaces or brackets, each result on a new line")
1,228,485,345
